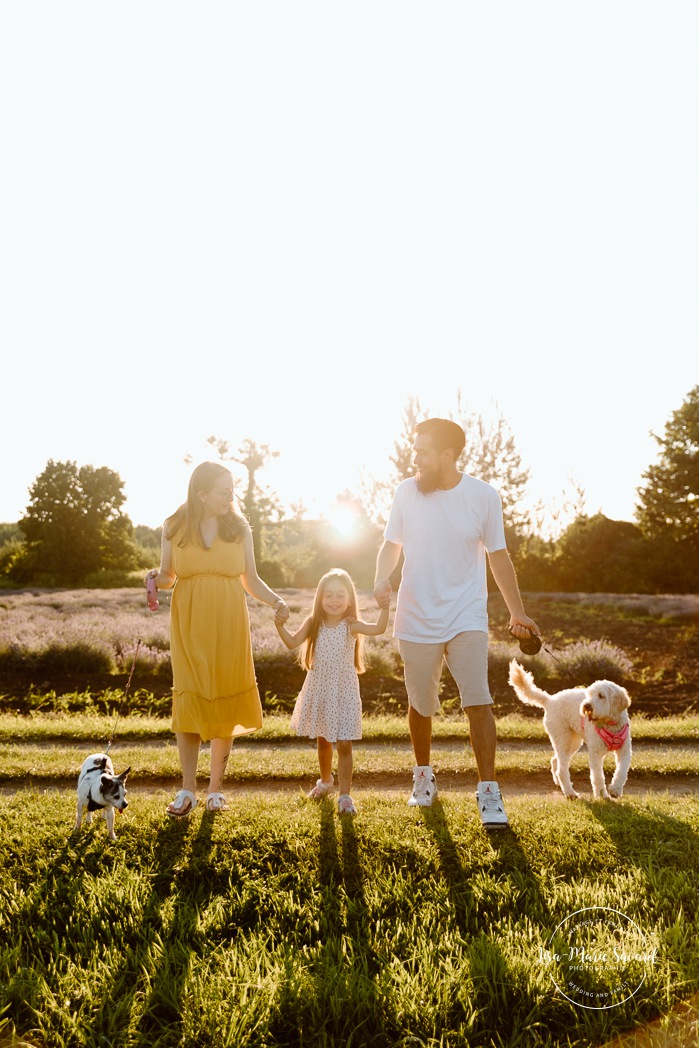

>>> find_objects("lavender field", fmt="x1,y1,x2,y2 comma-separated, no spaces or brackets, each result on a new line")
0,587,401,682
1,588,696,717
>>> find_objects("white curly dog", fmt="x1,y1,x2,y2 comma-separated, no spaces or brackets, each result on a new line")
508,660,632,800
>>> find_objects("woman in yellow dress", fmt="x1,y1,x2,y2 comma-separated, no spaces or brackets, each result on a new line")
147,461,289,816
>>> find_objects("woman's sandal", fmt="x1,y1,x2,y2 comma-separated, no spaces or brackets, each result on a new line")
206,792,230,812
167,789,197,818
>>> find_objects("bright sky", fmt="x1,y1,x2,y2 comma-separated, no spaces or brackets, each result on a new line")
1,4,697,532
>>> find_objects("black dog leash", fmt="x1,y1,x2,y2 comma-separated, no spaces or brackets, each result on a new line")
106,638,141,754
509,627,588,688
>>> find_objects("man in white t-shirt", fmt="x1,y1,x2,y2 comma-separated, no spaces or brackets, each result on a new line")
374,418,540,827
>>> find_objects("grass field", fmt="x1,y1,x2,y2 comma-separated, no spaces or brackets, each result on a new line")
1,788,698,1048
1,588,698,1046
2,705,699,1048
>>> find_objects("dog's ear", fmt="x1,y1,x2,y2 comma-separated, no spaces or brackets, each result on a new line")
619,686,631,709
117,767,131,782
100,774,112,791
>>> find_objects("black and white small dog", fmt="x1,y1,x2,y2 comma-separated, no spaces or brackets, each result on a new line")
74,753,131,840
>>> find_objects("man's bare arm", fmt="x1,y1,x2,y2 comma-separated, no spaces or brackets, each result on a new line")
373,539,402,608
487,548,540,637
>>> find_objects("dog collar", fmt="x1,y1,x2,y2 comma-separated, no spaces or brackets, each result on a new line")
582,717,629,751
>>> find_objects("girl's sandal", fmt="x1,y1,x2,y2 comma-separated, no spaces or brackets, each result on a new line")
206,792,230,812
308,775,334,800
338,794,357,816
167,789,197,818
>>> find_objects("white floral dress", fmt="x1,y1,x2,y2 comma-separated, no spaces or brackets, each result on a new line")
290,620,362,742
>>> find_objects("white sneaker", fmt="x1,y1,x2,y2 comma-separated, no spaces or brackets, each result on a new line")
477,781,509,828
408,766,437,807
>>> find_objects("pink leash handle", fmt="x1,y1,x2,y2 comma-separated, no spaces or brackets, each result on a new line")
146,575,159,612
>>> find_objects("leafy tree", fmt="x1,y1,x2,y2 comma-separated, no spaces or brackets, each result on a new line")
0,523,21,547
14,460,140,586
205,436,283,561
636,385,699,545
133,524,161,551
636,386,699,591
553,514,650,593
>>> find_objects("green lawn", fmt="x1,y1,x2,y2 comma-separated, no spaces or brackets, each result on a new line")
1,790,697,1048
2,709,698,1047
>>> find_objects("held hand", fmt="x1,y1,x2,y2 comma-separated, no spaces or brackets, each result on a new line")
374,579,392,609
274,602,289,625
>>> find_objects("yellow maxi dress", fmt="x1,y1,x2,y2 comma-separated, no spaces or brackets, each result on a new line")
170,536,262,741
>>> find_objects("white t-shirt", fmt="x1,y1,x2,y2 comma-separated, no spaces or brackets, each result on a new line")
384,474,507,642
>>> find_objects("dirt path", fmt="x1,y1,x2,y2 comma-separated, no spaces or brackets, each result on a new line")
3,769,698,799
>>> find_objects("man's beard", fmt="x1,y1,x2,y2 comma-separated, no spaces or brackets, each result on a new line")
416,469,440,494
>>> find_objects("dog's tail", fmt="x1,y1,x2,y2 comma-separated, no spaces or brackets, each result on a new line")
508,659,552,710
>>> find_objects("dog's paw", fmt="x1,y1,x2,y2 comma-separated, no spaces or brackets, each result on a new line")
608,788,623,799
564,792,579,800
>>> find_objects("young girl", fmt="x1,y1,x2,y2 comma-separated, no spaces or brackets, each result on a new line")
275,569,389,815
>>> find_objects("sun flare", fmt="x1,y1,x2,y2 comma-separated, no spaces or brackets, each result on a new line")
324,500,361,538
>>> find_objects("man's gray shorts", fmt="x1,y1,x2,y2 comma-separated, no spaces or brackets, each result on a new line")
398,631,492,717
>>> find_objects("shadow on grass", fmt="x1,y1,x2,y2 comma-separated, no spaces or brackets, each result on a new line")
340,812,380,979
269,801,386,1047
70,813,196,1046
3,813,197,1046
584,797,699,1019
3,835,94,1038
418,800,607,1047
130,810,218,1047
584,795,699,869
421,799,553,932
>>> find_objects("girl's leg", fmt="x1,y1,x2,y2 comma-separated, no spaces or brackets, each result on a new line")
317,737,334,784
209,737,233,795
336,740,353,796
168,732,200,814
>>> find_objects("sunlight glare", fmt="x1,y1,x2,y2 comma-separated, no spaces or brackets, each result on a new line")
324,500,360,539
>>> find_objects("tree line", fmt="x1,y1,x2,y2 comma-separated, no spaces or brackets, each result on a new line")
1,387,697,593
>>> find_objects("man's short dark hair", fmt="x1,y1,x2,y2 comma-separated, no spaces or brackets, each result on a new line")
414,418,466,459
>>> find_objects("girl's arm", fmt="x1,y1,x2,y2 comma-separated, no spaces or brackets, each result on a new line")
276,615,312,651
350,605,390,637
146,524,177,589
240,523,289,620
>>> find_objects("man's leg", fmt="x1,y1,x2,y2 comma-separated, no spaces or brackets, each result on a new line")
408,705,433,766
446,632,509,827
400,640,443,807
464,704,497,781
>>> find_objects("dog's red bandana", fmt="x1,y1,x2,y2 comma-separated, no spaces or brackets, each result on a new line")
582,717,629,751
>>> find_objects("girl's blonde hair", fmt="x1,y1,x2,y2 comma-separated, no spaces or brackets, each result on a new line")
165,461,247,548
300,568,365,673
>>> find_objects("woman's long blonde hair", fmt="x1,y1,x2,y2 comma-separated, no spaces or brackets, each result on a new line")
300,568,365,673
165,461,247,548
